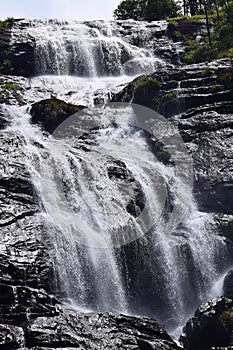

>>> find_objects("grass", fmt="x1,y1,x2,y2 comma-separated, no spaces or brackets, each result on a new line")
1,82,19,96
3,83,18,91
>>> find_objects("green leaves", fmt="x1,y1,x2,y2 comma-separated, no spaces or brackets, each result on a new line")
114,0,180,21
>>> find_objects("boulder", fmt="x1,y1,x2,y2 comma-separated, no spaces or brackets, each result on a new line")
25,309,181,350
180,297,233,350
0,324,24,349
30,97,85,133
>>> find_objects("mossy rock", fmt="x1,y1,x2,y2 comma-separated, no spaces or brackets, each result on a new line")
30,97,86,134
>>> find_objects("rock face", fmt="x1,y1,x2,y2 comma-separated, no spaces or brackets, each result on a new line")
0,307,181,349
0,75,180,350
180,297,233,350
0,19,183,78
0,21,35,77
25,310,180,350
0,18,233,350
224,271,233,299
113,58,233,250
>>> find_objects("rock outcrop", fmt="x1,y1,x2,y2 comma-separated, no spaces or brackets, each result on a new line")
0,19,183,78
0,307,181,349
180,297,233,350
0,20,35,77
224,271,233,299
30,97,85,133
113,58,233,250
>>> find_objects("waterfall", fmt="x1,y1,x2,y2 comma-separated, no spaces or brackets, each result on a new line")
5,19,230,334
12,19,166,77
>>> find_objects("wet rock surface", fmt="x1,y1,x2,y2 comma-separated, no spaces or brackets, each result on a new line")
0,308,181,349
30,97,85,133
0,19,183,78
0,21,35,77
113,58,233,240
224,271,233,299
25,310,180,350
180,297,233,350
0,18,232,350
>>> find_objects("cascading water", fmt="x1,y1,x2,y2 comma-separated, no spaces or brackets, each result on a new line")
5,19,230,335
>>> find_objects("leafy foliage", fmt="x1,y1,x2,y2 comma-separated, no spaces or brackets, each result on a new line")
0,17,15,31
182,1,233,63
114,0,180,21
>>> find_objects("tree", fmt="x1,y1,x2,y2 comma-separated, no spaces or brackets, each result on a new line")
145,0,180,20
113,0,141,20
114,0,180,21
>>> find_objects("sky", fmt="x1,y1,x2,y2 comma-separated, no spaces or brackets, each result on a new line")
1,0,121,21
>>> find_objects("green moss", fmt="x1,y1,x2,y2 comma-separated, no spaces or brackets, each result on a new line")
134,77,161,89
31,96,85,133
1,89,10,96
152,91,178,115
1,82,19,95
210,84,224,92
219,68,233,89
168,16,189,24
184,45,219,64
182,7,233,64
202,67,214,76
3,83,18,91
189,14,206,22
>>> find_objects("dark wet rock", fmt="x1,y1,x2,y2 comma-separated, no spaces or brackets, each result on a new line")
0,125,55,298
0,24,35,77
0,75,32,107
25,309,180,350
113,59,233,220
224,270,233,299
107,159,146,217
0,308,181,349
0,284,59,325
30,97,85,133
0,324,25,349
180,297,233,350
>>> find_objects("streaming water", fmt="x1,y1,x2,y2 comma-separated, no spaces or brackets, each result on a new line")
4,18,230,334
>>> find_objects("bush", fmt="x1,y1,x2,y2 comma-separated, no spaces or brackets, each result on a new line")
184,45,218,64
0,17,15,31
114,0,180,21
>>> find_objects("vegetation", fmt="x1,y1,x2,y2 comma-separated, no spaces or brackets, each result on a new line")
3,83,18,91
1,82,19,95
177,1,233,63
114,0,180,21
30,96,85,133
114,1,233,64
0,17,15,31
134,77,161,89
